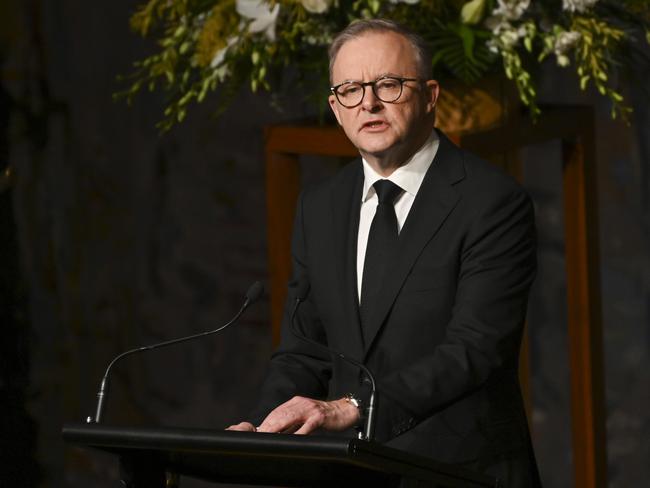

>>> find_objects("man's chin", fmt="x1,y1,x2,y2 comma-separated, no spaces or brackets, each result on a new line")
358,147,400,171
355,138,396,159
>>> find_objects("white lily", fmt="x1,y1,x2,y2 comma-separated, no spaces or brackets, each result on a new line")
236,0,280,41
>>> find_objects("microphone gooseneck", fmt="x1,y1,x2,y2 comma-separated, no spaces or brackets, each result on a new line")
289,281,377,442
89,281,264,424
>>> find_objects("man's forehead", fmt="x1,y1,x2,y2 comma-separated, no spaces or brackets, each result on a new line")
332,31,417,80
335,31,413,59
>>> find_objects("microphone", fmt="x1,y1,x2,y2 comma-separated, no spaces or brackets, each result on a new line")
88,281,264,424
289,280,377,442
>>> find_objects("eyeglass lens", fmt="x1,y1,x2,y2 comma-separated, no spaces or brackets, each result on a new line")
336,78,403,107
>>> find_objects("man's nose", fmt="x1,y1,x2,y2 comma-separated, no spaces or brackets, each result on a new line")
361,87,383,112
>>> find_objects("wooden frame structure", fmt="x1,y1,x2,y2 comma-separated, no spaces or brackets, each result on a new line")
263,106,606,488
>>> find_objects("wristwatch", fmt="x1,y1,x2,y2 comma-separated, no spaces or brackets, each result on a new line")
343,393,365,423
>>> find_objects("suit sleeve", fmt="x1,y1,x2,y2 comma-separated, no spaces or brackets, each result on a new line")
248,192,332,425
375,184,536,438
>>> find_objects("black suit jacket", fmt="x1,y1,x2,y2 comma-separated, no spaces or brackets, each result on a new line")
252,131,541,486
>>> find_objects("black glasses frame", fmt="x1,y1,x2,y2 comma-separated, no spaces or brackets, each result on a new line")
330,76,420,108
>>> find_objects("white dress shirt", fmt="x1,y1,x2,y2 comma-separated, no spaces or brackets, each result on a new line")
356,130,440,301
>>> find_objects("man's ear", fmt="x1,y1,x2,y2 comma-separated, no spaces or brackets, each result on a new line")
328,94,343,125
424,80,440,113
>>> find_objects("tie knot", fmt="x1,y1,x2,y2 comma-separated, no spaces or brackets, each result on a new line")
373,179,402,205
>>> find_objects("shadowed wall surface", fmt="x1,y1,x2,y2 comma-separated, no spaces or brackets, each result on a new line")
0,2,648,487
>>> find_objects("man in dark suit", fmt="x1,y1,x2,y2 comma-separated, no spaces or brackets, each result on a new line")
229,19,541,486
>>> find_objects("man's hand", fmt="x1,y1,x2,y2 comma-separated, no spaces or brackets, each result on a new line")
226,421,256,432
257,396,360,435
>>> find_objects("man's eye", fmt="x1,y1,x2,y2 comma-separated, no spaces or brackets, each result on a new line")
377,79,399,90
340,85,360,96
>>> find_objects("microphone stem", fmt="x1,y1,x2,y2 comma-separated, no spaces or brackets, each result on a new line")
90,299,250,424
364,389,377,441
290,298,378,441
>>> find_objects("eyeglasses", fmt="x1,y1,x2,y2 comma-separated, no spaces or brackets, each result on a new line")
330,76,420,108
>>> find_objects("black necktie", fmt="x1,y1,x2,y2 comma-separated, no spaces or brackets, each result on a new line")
360,180,402,335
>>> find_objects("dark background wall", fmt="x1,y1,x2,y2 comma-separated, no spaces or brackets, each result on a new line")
1,1,648,487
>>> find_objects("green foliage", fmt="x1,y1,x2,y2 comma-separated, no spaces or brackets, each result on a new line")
117,0,650,129
429,20,494,83
486,17,539,117
572,16,630,120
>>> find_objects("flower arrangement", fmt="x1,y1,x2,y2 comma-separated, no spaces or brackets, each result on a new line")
120,0,650,130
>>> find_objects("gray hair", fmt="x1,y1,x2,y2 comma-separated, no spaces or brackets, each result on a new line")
328,18,432,83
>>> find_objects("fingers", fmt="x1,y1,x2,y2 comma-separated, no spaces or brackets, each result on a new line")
256,396,359,435
293,419,320,435
257,396,325,435
229,397,360,436
226,421,256,432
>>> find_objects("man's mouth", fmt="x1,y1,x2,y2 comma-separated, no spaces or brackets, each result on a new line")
361,120,389,131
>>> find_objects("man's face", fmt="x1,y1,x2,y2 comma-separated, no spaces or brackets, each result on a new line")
328,31,439,171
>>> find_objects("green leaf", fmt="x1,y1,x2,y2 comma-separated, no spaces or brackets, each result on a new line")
429,22,492,83
458,25,476,61
524,36,532,52
460,0,487,25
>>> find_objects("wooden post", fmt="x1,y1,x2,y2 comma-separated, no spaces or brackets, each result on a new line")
264,126,356,344
264,129,301,345
562,122,607,488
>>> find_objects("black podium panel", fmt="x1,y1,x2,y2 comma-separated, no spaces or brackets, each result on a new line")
63,423,497,487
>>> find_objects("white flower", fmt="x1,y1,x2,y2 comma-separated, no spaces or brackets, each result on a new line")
301,0,333,14
236,0,280,41
210,36,238,71
562,0,598,13
492,0,530,21
501,28,522,48
553,30,581,67
556,54,570,67
484,0,530,45
487,40,499,53
555,30,581,53
485,19,529,52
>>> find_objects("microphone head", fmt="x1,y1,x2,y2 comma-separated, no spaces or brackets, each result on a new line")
245,281,265,305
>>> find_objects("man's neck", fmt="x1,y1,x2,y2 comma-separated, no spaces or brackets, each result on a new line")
361,130,435,177
364,159,400,177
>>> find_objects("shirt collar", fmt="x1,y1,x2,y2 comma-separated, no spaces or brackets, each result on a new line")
361,130,440,202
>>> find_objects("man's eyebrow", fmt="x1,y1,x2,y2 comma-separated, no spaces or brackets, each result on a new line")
339,73,403,84
376,72,401,79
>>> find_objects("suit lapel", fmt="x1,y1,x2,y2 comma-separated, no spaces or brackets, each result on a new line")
330,162,365,358
362,133,466,357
